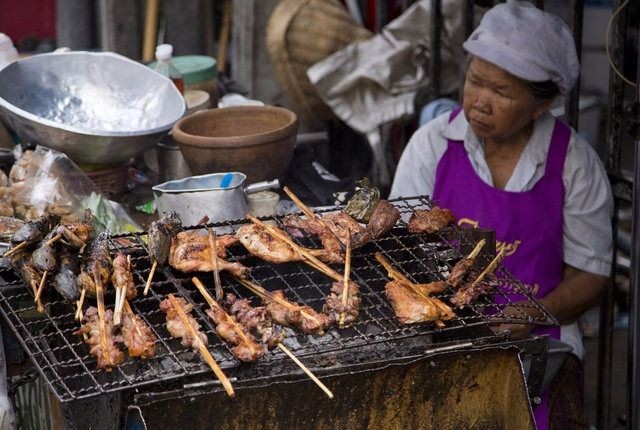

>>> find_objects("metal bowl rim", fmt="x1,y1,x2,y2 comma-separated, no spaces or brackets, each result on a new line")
0,51,187,137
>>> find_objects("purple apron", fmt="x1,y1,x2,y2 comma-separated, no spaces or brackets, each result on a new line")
432,108,569,430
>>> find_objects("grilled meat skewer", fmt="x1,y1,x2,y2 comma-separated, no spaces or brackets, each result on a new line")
50,209,94,249
160,296,208,351
265,290,332,335
367,199,400,239
385,280,455,326
148,211,183,266
225,293,285,350
112,252,136,300
407,206,455,234
73,306,124,371
120,301,156,359
76,233,112,297
5,214,61,257
323,281,361,326
53,248,80,301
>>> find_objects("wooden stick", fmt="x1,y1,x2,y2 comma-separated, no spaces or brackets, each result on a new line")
277,343,334,399
192,277,255,348
115,255,133,326
143,260,157,296
92,263,110,368
114,285,122,325
122,300,147,341
34,270,47,313
283,186,346,250
375,253,432,301
338,230,352,328
472,247,507,285
233,276,322,325
208,229,224,301
466,239,486,260
75,287,86,321
247,215,343,282
3,241,28,257
45,233,62,247
167,294,235,397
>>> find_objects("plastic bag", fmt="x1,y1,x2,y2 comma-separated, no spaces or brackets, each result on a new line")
8,146,140,233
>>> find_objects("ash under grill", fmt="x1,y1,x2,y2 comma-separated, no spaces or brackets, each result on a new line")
0,196,556,402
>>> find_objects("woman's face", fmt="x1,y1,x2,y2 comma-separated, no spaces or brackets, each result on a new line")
462,57,551,142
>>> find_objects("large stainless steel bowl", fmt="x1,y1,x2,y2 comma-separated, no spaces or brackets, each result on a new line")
0,51,186,165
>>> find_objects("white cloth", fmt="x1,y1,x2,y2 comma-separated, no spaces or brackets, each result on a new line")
463,0,579,95
389,110,614,360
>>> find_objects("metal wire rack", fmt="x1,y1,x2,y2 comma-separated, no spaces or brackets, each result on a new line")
0,196,556,402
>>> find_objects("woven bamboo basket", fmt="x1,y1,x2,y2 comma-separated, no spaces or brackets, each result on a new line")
266,0,372,123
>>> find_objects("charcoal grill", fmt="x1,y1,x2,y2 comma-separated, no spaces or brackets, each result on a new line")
0,196,556,428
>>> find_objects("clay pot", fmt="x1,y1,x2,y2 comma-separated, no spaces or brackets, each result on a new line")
171,106,298,183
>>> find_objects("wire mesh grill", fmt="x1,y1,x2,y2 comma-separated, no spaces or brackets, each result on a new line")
0,196,556,402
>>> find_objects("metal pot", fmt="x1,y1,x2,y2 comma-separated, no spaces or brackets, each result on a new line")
152,172,279,226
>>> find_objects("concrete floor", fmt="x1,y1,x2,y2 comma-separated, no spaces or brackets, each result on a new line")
583,313,628,429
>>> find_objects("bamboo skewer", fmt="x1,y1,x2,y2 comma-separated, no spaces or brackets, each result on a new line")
3,241,28,257
143,260,157,296
45,234,62,247
34,270,47,313
283,186,346,251
338,230,352,328
167,294,235,397
277,343,334,399
472,247,507,286
247,214,343,282
466,239,486,260
122,300,146,340
233,276,322,325
75,287,86,321
113,256,132,326
375,253,432,301
208,229,224,301
92,263,110,368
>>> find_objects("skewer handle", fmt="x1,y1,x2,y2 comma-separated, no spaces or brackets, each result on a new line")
75,288,86,321
472,247,507,285
466,239,486,260
339,230,352,327
144,260,158,296
277,343,333,399
34,270,47,313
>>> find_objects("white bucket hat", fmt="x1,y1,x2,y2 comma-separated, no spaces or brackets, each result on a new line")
463,0,579,95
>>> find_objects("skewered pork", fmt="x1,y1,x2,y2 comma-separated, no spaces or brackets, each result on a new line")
73,306,124,371
225,293,285,349
205,298,264,362
160,296,208,351
53,248,80,301
76,233,112,297
408,206,455,234
111,252,136,300
385,281,454,327
236,224,343,264
322,281,361,326
120,308,156,359
265,290,332,335
168,231,249,277
148,211,183,266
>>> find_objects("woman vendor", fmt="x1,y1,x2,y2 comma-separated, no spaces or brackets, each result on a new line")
389,1,612,429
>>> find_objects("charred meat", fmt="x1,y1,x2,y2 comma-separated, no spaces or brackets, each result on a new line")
237,224,343,264
31,231,58,273
73,307,124,371
160,296,208,351
10,213,60,246
225,293,285,349
54,209,94,249
168,231,249,278
205,298,264,362
407,207,455,234
148,211,183,265
265,290,332,335
366,200,400,239
385,280,454,327
450,274,499,308
53,248,80,302
76,233,112,296
323,281,361,326
120,310,156,359
111,252,136,300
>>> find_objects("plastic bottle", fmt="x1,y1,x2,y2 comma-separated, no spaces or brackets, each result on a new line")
154,44,184,94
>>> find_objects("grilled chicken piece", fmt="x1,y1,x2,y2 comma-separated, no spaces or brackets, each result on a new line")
73,307,124,371
236,224,343,264
205,299,264,362
284,211,370,251
53,248,80,302
148,211,183,266
265,290,332,335
407,207,455,234
367,200,400,239
385,281,454,327
160,296,208,351
52,209,94,249
225,294,285,350
120,310,156,359
10,213,60,246
323,281,361,326
111,252,136,300
76,233,112,297
168,231,249,278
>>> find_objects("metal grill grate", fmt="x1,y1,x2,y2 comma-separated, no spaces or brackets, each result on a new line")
0,196,556,402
